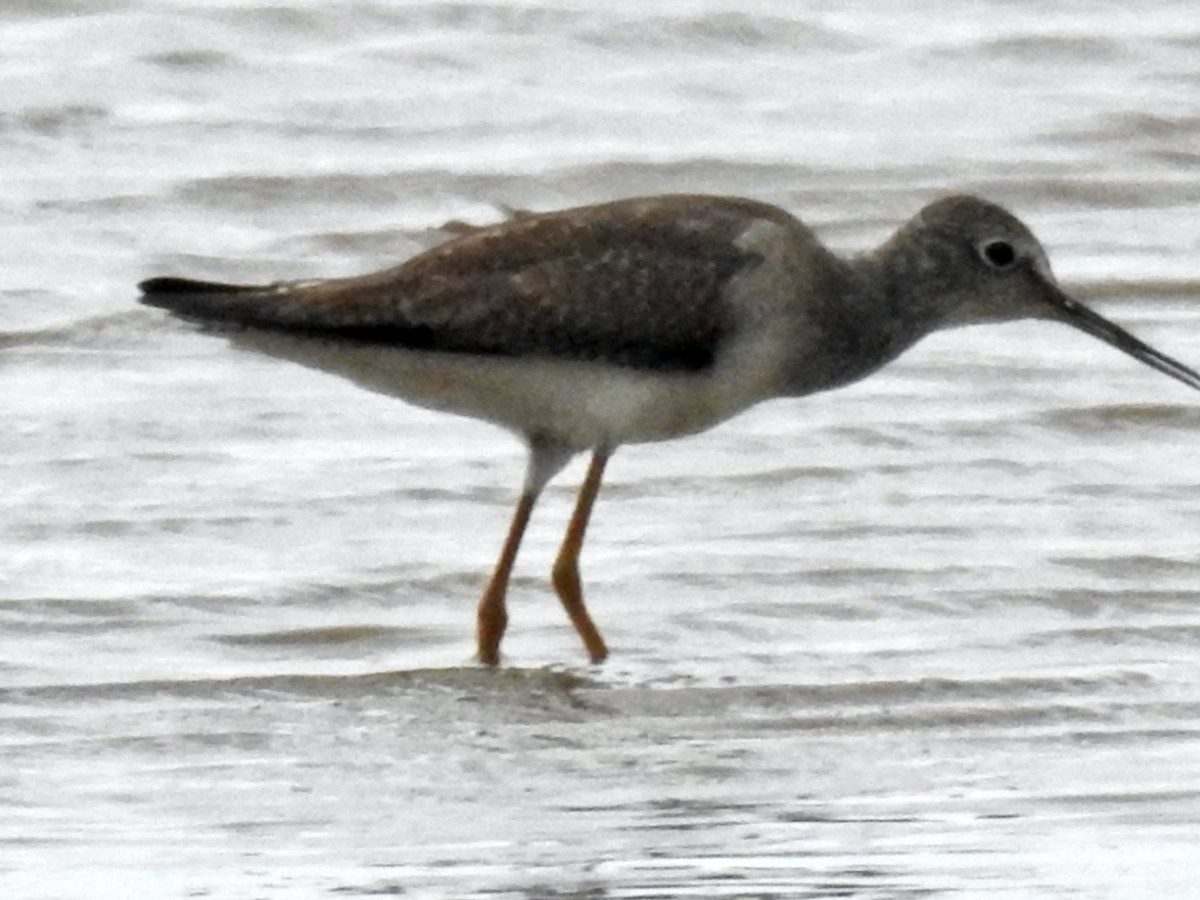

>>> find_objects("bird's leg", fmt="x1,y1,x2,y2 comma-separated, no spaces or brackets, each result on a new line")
476,441,573,666
551,448,611,664
476,490,537,666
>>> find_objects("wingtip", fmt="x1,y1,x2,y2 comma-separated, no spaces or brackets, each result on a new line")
138,276,255,296
138,277,270,317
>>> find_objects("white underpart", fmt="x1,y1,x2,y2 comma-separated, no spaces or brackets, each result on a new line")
227,335,741,447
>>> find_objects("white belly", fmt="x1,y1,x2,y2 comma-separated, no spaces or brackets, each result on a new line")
222,329,784,450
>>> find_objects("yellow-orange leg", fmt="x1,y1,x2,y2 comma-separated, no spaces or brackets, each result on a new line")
476,490,537,666
551,449,610,664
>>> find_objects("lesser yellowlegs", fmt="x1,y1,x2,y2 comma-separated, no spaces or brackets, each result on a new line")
140,194,1200,665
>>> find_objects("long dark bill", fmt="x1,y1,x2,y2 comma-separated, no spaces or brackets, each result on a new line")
1046,283,1200,392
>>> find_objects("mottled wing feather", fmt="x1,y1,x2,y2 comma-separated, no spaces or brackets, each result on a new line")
140,194,789,372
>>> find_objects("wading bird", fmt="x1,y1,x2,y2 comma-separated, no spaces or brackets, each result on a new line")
140,194,1200,665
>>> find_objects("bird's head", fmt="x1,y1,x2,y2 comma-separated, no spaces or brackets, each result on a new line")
875,195,1200,392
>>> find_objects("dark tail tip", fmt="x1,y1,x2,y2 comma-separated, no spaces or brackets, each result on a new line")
139,276,258,296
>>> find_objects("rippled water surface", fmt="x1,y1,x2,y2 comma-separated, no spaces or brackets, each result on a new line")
4,2,1200,898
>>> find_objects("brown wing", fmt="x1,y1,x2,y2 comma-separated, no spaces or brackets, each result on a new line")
140,194,793,372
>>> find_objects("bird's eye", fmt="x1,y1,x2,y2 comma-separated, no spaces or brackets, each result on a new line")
979,239,1018,271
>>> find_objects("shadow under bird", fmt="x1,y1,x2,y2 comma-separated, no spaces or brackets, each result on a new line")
139,193,1200,665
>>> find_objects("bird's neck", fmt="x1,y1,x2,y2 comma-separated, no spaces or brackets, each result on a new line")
780,255,940,396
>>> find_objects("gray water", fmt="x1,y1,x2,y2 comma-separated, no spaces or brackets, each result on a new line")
4,2,1200,898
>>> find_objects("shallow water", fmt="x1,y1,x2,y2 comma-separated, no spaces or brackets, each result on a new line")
3,2,1200,898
